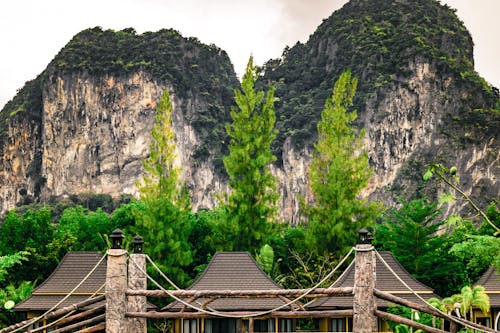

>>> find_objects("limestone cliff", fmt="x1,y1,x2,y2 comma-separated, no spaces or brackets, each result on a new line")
1,0,499,222
0,27,238,214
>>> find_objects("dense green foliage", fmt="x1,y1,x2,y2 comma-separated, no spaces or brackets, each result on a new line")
0,182,498,327
0,204,128,328
305,71,380,254
222,58,279,252
374,198,443,274
376,200,500,296
258,0,499,161
0,252,33,328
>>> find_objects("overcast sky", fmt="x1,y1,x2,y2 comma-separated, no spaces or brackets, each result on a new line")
0,0,498,110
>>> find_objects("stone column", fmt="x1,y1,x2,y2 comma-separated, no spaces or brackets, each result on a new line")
106,229,127,333
352,229,377,333
127,235,147,333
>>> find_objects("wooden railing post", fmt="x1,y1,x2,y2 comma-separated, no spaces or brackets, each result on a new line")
353,229,377,333
127,235,147,333
106,229,127,333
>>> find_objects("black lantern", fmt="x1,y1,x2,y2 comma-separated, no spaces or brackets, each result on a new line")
132,234,144,254
358,228,373,244
110,228,125,249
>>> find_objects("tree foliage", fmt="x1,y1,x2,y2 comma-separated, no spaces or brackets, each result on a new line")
305,70,380,254
134,89,193,286
0,252,29,283
222,57,279,252
136,89,184,205
424,163,500,236
56,207,114,251
374,198,443,274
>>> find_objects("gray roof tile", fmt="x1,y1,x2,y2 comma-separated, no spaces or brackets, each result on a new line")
15,252,106,312
475,266,500,307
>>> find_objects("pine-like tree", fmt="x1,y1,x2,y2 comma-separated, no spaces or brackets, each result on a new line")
137,89,184,205
135,89,193,285
223,57,278,252
305,70,380,254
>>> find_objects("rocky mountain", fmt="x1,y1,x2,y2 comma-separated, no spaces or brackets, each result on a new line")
260,0,499,220
0,0,498,222
0,27,238,213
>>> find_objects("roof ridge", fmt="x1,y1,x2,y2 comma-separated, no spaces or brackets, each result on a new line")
30,251,75,292
187,252,219,290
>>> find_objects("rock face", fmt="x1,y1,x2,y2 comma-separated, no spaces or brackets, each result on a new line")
0,106,43,212
0,70,232,214
358,59,498,217
1,1,499,221
41,72,159,199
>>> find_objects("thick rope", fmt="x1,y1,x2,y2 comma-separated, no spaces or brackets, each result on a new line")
145,255,180,290
31,282,106,333
374,250,491,333
128,247,355,318
10,253,107,333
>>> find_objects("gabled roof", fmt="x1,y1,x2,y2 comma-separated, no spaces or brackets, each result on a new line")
166,252,299,311
308,251,440,309
475,266,500,307
15,252,106,311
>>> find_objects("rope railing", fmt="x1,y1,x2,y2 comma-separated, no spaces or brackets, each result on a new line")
5,244,496,333
0,254,107,333
0,295,105,333
126,246,355,319
374,250,496,333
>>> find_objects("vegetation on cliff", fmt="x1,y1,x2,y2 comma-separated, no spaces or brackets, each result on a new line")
0,76,43,154
48,27,239,165
258,0,499,160
0,27,239,169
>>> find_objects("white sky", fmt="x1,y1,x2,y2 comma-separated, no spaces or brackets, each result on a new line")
0,0,498,110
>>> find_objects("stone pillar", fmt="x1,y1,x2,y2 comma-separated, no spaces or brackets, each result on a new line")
352,229,377,333
106,229,127,333
127,235,147,333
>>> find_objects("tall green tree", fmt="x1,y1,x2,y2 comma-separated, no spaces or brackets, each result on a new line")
136,89,185,206
135,89,193,286
305,70,380,254
223,57,278,252
374,198,443,274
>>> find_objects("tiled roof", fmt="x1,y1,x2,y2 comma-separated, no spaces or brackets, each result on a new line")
166,252,300,311
308,251,440,309
475,266,500,307
14,295,104,312
15,252,106,311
